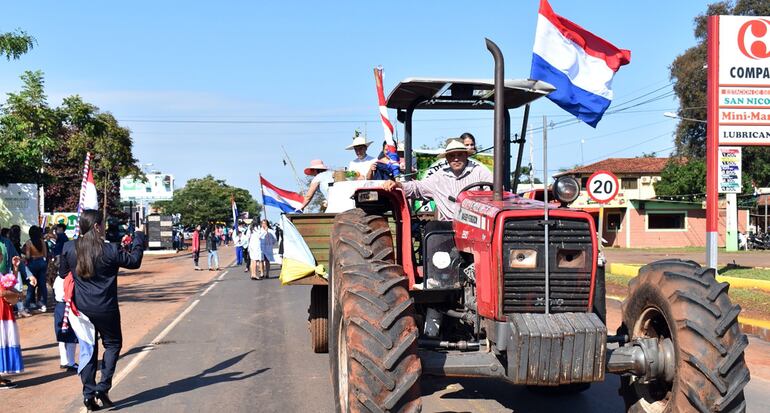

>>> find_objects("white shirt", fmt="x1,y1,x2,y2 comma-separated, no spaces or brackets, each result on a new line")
311,170,335,199
54,276,66,302
348,155,376,179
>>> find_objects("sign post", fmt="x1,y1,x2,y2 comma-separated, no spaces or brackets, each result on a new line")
587,170,620,251
708,15,770,267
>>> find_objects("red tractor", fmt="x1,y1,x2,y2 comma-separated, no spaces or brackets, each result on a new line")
299,39,749,413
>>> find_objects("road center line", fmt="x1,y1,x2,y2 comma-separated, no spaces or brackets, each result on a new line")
218,270,228,280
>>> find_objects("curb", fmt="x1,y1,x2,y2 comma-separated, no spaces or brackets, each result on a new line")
607,295,770,342
607,263,770,293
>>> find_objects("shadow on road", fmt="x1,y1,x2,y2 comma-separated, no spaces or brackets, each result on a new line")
111,351,268,410
118,281,200,303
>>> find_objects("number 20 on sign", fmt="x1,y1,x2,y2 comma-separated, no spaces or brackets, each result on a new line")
587,170,619,204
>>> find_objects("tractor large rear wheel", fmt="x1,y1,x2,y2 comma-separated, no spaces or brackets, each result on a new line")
329,209,421,413
619,259,750,412
309,285,328,353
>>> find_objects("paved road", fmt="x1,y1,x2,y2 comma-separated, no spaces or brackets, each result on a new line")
86,264,770,413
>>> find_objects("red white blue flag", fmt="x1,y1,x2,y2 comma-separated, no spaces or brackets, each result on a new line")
374,67,400,177
231,196,239,231
530,0,631,127
260,176,303,214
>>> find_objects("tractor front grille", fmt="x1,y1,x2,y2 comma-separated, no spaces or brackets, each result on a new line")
501,217,594,314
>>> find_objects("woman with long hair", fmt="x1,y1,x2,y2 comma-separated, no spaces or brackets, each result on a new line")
58,210,145,411
23,225,48,312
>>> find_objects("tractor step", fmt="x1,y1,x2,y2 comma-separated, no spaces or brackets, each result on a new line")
507,312,607,386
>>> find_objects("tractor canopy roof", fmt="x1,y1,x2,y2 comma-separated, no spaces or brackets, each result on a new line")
385,77,555,111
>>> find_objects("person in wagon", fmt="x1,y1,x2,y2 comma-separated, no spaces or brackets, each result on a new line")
346,135,376,180
382,138,492,221
300,159,334,211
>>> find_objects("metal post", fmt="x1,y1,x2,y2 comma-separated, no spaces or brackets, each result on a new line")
404,106,414,181
542,115,550,315
512,104,531,193
486,38,505,202
706,16,720,270
598,205,605,253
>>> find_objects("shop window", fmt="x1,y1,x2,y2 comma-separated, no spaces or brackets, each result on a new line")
606,213,622,232
647,212,686,230
621,178,638,190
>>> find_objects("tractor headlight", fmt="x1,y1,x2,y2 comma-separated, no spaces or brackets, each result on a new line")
553,176,580,204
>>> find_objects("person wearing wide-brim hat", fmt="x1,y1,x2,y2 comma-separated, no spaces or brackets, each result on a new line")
300,159,334,211
381,138,493,221
346,136,376,180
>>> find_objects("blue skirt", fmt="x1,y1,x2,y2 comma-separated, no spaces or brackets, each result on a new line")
54,302,78,343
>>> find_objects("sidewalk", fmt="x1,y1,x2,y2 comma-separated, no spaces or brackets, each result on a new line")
4,246,238,412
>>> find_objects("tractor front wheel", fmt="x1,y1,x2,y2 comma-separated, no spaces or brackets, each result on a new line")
619,259,750,412
328,209,421,413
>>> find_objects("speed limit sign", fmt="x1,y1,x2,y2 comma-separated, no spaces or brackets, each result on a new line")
587,170,619,204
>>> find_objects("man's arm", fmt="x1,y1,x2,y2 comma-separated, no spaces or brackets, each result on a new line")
381,175,435,200
301,179,320,211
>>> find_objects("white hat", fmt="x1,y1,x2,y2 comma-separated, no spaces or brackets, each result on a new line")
345,136,373,150
438,138,471,158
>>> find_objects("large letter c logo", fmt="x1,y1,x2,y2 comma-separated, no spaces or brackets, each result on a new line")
738,19,770,60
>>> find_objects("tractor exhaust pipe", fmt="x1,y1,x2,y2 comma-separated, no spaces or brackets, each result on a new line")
486,38,505,202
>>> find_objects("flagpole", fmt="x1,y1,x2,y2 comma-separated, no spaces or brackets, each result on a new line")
281,145,304,193
259,173,267,223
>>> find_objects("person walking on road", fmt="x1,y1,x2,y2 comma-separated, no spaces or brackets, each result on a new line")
247,223,262,280
192,225,201,271
233,228,245,266
58,209,145,410
258,220,277,279
206,226,219,271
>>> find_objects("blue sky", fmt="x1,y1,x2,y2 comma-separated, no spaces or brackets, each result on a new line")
1,1,711,219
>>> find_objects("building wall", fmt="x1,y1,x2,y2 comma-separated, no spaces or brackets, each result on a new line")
604,205,749,248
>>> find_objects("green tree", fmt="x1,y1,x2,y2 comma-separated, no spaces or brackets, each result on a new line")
669,0,770,189
153,175,261,227
0,70,58,185
654,158,707,198
0,29,35,60
44,95,142,219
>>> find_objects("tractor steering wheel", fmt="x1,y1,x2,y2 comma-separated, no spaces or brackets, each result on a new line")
449,181,494,203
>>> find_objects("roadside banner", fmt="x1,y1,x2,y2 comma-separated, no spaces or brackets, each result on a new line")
719,147,742,193
278,215,326,285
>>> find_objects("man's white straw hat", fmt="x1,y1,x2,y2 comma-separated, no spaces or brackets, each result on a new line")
345,136,373,150
438,138,471,158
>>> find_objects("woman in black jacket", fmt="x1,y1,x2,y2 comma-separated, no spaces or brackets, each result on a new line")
59,210,145,411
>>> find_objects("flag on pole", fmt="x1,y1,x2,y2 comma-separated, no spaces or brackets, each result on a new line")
231,196,239,232
530,0,630,127
374,67,400,177
260,176,303,214
75,152,98,237
279,214,325,284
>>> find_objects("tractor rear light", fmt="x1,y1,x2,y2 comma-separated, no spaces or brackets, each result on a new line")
508,249,537,268
357,190,379,203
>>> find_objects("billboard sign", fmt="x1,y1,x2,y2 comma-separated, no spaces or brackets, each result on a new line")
718,146,742,193
120,173,174,202
717,16,770,145
0,183,39,242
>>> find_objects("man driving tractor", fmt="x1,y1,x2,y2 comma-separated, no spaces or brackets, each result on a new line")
382,138,492,220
